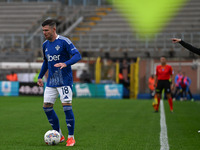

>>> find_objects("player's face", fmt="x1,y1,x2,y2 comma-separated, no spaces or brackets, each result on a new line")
160,57,166,65
42,25,54,41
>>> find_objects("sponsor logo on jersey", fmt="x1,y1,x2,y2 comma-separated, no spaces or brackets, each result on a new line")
55,45,60,51
47,54,60,61
45,48,48,52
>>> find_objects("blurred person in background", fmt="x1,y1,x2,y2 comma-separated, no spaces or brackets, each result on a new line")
179,72,194,101
173,71,183,101
148,74,159,111
119,59,130,98
37,19,81,147
34,70,40,83
148,74,155,98
119,72,130,98
154,56,174,113
6,71,18,81
79,69,91,83
102,59,115,83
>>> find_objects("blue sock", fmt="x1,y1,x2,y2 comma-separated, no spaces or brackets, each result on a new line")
63,106,75,136
43,107,60,132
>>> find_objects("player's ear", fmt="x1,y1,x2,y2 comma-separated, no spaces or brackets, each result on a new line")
53,26,56,32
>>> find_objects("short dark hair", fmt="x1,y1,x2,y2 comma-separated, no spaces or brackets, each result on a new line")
42,19,56,27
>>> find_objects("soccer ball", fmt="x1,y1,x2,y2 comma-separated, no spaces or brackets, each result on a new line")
44,130,61,145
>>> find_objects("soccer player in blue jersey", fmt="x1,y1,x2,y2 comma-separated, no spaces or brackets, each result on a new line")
37,19,81,146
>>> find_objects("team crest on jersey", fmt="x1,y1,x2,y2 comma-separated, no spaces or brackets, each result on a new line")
55,45,60,51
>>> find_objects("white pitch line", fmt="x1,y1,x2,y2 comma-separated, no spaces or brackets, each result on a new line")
160,100,169,150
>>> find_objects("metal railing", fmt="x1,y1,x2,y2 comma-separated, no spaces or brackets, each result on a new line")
0,34,44,51
1,32,200,54
0,0,59,2
69,32,200,51
68,0,106,6
57,7,83,34
0,0,111,6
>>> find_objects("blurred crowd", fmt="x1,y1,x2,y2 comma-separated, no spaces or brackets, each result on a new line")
148,71,194,101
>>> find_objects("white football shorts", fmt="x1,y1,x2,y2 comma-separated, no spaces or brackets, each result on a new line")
44,85,73,104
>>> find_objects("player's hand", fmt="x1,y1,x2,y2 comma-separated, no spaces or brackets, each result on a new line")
171,38,181,43
54,63,67,69
37,78,44,87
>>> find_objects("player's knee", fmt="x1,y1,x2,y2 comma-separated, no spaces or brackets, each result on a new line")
43,103,54,108
62,102,72,107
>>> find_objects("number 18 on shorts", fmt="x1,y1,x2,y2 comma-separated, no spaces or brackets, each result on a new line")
44,86,73,104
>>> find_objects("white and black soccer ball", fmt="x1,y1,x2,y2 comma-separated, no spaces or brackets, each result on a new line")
44,130,61,145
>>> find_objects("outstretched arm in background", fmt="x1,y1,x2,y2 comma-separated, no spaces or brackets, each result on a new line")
171,38,200,55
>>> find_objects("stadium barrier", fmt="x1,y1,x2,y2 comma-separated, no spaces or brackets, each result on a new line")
0,81,19,96
19,82,44,96
0,81,123,99
73,83,123,99
2,81,200,100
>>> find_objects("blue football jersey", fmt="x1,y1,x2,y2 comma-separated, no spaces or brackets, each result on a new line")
40,35,81,87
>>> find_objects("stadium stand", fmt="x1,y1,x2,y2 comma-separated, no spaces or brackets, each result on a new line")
0,2,61,62
163,0,200,33
65,0,200,58
0,2,60,34
65,6,134,57
1,0,200,62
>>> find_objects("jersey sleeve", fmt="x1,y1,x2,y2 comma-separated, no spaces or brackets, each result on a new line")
64,39,82,66
179,40,200,55
38,43,48,79
42,41,47,61
38,59,48,79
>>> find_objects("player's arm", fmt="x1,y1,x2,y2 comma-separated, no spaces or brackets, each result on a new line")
54,41,82,69
171,38,200,55
54,52,81,69
170,67,174,89
154,74,158,88
37,45,48,87
154,67,158,88
65,51,81,66
174,75,178,83
170,74,174,89
187,77,191,86
185,80,189,92
37,59,48,87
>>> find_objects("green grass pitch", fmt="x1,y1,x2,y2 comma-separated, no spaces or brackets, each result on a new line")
0,96,200,150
